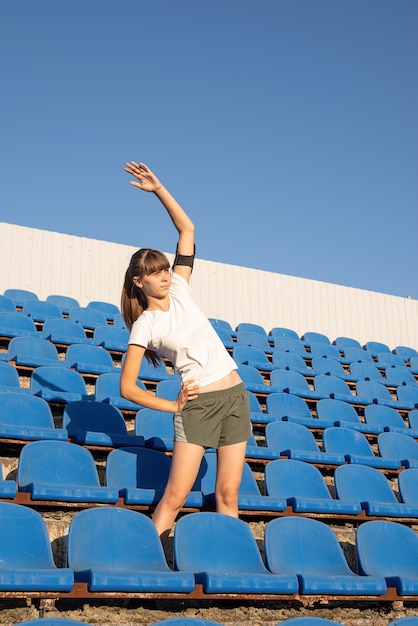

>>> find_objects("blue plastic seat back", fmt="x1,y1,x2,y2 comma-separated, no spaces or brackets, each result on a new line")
356,380,396,403
272,351,311,373
87,300,120,322
265,458,331,500
106,446,171,490
364,404,407,430
0,361,24,389
46,294,80,316
356,520,418,577
113,313,127,329
378,431,418,462
22,300,62,323
308,343,342,360
18,440,101,488
302,331,331,345
313,374,350,397
232,344,270,366
350,362,385,383
311,357,348,378
68,507,172,574
264,516,354,576
236,322,267,336
377,352,407,369
0,501,58,569
397,384,418,406
265,421,320,453
384,368,417,388
364,341,391,358
7,336,61,363
4,288,38,309
208,318,235,334
66,343,115,367
237,364,266,386
174,511,267,574
323,427,375,456
398,468,418,504
0,391,55,428
266,392,313,420
69,306,108,330
63,400,128,438
316,399,360,424
270,369,312,393
138,357,175,381
0,295,16,312
212,326,234,349
333,336,362,350
408,410,418,430
273,337,309,356
394,346,418,361
342,347,374,364
269,327,299,340
41,318,90,343
334,464,398,504
95,372,147,405
30,366,88,396
0,311,38,334
93,325,129,351
135,408,174,448
155,378,181,400
236,330,271,352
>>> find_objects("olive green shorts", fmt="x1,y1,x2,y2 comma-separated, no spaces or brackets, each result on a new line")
174,382,252,448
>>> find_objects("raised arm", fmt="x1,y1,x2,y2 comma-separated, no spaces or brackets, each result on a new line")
124,161,195,281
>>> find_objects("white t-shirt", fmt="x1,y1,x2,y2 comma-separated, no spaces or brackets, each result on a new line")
128,273,237,387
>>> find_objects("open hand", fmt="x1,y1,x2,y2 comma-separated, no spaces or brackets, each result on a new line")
175,380,200,412
124,161,162,192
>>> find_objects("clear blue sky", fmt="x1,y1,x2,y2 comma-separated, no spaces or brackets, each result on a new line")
1,0,417,299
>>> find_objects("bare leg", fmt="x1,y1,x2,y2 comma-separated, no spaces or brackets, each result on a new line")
215,440,247,517
152,441,205,541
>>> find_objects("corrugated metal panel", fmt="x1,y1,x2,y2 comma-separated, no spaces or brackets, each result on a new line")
0,222,417,350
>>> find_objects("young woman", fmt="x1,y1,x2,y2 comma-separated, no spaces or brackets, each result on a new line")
120,161,252,541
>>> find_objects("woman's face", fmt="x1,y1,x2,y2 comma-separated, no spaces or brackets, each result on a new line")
136,268,171,300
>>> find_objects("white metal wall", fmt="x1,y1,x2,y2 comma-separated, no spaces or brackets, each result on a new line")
1,222,417,350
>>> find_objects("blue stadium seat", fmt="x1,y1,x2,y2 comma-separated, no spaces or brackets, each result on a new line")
301,331,331,345
41,317,92,346
384,367,417,388
155,378,181,401
135,408,175,451
316,398,383,435
22,300,62,324
6,336,70,370
396,384,418,409
314,375,369,406
333,336,362,351
65,343,118,376
69,306,108,333
265,421,345,466
87,300,120,322
364,404,418,437
3,288,38,310
265,459,361,516
211,326,235,350
334,464,418,518
17,440,119,503
398,468,418,506
407,409,418,430
0,361,30,393
208,318,236,337
0,311,38,340
138,357,178,383
376,352,407,369
237,364,279,396
377,431,418,469
63,400,144,447
269,327,299,340
95,372,147,412
356,520,418,595
265,516,386,596
0,295,17,312
340,347,374,365
270,370,326,401
406,357,418,374
357,380,415,411
350,361,386,384
311,356,358,383
232,344,274,371
93,324,129,353
273,337,311,359
394,346,418,362
192,451,286,513
106,446,203,508
273,351,319,377
68,507,194,592
0,391,67,441
364,341,391,358
30,366,91,404
46,294,80,316
323,427,401,470
174,512,298,594
236,322,268,336
0,501,73,591
113,313,127,329
266,392,315,425
236,330,273,353
247,390,272,424
308,343,344,363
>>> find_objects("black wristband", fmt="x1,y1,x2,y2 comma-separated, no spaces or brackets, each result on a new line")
173,245,196,271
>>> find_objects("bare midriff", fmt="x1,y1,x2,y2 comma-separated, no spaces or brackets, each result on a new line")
199,369,242,394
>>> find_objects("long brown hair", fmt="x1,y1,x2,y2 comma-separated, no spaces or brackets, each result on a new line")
121,248,170,366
